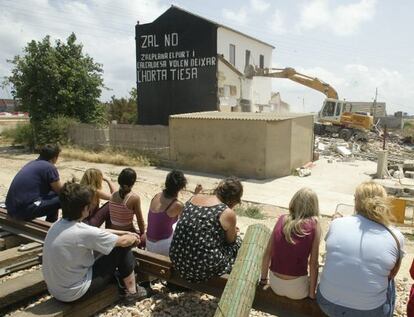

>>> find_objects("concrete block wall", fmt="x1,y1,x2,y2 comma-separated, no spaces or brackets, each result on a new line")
170,118,268,178
109,124,168,149
109,124,169,159
68,124,109,149
376,116,404,129
169,114,314,179
68,123,169,159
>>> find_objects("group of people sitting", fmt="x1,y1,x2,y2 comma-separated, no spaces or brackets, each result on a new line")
3,144,412,317
261,184,404,317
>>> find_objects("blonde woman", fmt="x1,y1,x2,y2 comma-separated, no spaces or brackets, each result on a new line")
317,182,404,317
80,168,116,227
261,188,321,300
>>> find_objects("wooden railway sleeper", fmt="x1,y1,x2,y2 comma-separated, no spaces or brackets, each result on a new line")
18,242,42,252
0,255,41,278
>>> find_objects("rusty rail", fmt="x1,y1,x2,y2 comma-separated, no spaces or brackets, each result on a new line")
0,209,326,317
0,211,48,243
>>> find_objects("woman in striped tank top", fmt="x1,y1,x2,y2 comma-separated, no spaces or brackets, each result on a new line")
108,168,146,247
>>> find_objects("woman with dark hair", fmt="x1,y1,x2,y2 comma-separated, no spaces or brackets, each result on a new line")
169,177,243,283
6,144,62,222
108,168,146,247
146,170,200,256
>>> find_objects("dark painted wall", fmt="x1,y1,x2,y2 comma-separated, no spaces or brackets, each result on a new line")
136,7,218,125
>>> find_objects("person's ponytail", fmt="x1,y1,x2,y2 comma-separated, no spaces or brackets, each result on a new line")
117,168,137,199
119,184,132,199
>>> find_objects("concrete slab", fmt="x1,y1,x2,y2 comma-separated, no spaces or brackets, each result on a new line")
241,159,375,216
375,178,414,196
405,171,414,179
336,146,352,156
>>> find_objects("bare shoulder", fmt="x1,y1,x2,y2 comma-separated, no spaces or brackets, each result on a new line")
130,193,141,203
168,200,185,217
192,194,218,204
172,200,184,208
97,189,111,200
220,207,237,224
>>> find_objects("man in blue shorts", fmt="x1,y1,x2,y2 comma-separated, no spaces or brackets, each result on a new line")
5,144,62,222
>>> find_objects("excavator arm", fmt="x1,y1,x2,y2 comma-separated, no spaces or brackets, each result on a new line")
245,66,339,99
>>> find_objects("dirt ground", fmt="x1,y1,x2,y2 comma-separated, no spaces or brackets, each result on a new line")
0,149,413,316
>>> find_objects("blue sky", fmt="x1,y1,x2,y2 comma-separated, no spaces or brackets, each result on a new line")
1,0,413,113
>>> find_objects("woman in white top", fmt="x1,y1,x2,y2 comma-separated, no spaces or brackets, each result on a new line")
317,181,404,317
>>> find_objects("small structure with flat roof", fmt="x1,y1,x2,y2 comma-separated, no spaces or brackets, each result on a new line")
169,111,314,179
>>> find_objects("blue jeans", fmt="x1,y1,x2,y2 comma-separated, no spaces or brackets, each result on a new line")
83,247,135,298
24,192,60,222
316,280,395,317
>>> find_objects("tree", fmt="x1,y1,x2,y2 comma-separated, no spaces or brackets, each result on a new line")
106,88,138,124
4,33,105,127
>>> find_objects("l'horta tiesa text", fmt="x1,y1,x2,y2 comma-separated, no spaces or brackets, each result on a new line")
137,33,216,83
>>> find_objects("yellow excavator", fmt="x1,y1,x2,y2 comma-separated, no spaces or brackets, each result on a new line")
245,66,374,141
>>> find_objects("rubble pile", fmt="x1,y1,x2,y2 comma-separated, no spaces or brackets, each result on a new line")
315,134,414,164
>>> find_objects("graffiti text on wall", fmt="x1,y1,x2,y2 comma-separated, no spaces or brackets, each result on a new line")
137,33,216,83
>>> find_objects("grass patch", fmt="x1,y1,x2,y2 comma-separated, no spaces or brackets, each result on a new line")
403,120,414,137
61,146,151,167
235,203,265,220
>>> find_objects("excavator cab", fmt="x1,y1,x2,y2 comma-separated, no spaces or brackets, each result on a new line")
319,99,344,123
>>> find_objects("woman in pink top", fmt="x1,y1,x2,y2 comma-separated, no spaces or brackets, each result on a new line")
146,170,201,256
261,188,321,300
109,168,146,248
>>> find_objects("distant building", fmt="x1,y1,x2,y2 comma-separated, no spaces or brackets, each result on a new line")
136,5,274,125
269,92,290,113
0,99,17,112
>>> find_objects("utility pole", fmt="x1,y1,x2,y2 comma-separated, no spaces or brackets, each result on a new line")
373,87,378,117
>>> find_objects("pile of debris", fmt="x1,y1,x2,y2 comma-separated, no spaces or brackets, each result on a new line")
315,134,414,164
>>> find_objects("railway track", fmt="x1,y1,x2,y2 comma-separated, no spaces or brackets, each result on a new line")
0,209,326,317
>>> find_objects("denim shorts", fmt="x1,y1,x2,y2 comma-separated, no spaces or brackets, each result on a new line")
316,280,395,317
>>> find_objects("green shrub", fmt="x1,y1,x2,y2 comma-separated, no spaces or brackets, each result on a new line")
35,115,78,145
403,121,414,140
404,121,413,128
1,124,35,148
235,204,265,219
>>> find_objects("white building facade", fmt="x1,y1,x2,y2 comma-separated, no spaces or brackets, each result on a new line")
136,6,278,124
216,27,274,112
